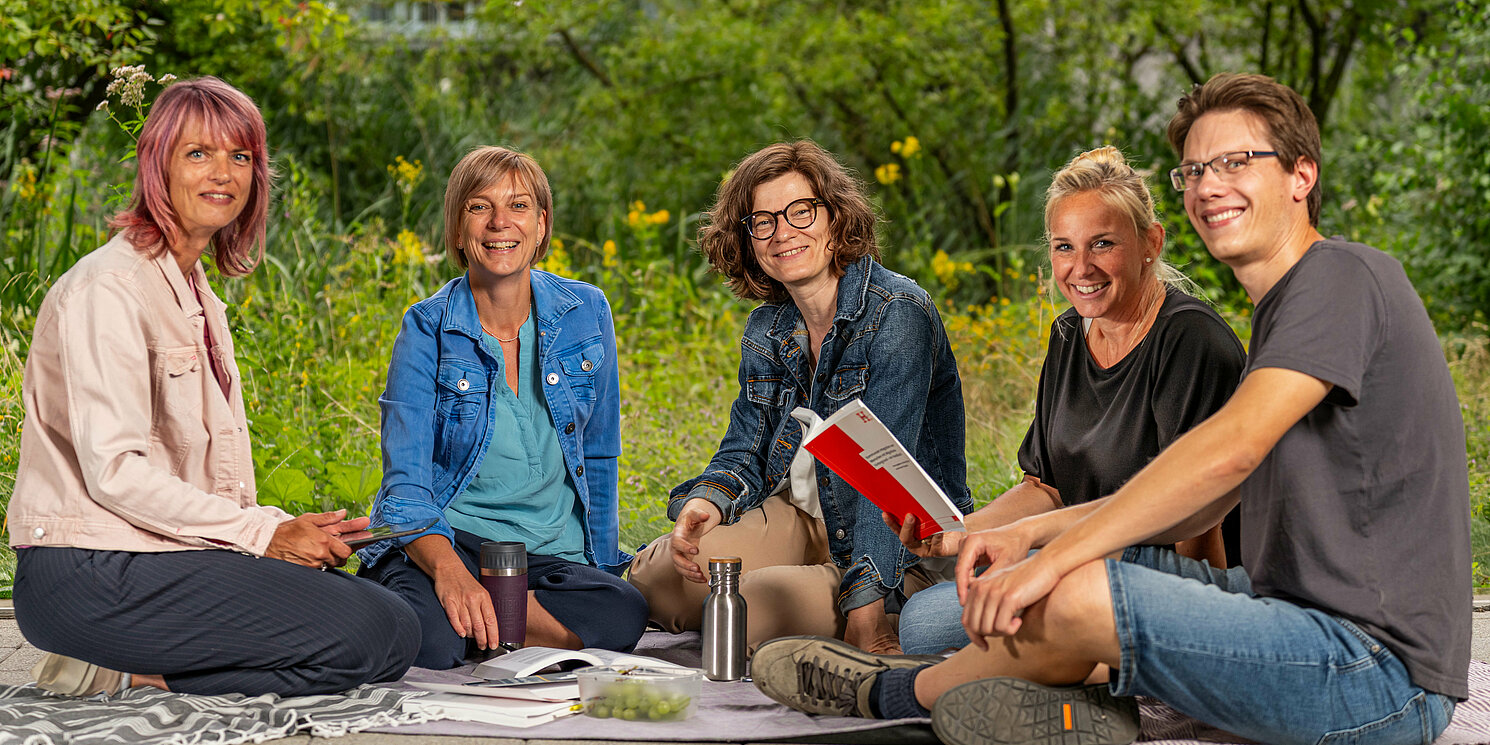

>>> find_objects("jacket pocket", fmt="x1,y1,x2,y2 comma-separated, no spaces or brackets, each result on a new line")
825,365,868,402
557,341,605,404
747,376,795,407
435,362,488,464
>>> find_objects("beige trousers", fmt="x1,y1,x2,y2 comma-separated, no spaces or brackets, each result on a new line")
627,493,938,650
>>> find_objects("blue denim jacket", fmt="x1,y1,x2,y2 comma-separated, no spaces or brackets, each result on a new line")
359,270,628,574
668,256,971,612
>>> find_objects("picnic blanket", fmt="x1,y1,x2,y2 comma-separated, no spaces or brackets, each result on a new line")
3,631,1488,744
0,682,430,745
374,631,1490,743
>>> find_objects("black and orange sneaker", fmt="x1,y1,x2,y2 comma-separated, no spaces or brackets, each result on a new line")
932,676,1139,745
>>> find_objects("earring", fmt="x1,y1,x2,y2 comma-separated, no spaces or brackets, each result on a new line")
1145,257,1153,263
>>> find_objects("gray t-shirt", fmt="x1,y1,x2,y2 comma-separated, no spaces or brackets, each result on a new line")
1243,239,1470,699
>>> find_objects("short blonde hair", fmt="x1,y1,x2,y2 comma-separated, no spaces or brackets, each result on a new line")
443,146,554,269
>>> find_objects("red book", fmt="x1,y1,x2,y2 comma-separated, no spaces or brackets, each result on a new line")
797,399,965,541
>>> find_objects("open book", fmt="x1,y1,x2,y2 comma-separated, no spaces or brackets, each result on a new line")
474,645,686,680
795,399,966,541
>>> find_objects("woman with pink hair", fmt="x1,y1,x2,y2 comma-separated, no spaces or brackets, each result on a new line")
7,76,418,697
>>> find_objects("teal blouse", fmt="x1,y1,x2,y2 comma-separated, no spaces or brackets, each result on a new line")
444,312,586,562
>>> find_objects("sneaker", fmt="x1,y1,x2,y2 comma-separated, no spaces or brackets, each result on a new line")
932,677,1139,745
751,635,943,718
30,653,130,697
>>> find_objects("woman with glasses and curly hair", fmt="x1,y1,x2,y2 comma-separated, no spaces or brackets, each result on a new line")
627,140,972,654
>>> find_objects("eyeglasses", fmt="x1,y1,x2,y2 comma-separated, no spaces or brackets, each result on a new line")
741,198,825,241
1169,151,1278,191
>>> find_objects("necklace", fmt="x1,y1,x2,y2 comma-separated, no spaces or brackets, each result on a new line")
482,310,530,344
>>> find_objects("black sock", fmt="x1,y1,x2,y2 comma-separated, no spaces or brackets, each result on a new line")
868,664,932,719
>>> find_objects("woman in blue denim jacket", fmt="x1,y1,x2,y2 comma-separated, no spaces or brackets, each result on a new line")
358,147,646,669
628,141,972,654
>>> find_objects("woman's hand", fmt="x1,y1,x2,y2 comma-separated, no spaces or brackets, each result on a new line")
953,524,1035,605
883,511,964,558
670,498,724,584
432,560,501,650
844,599,902,654
959,553,1062,648
403,534,500,649
265,510,356,568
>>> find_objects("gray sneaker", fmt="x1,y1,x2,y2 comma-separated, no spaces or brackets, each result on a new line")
932,677,1139,745
750,635,942,718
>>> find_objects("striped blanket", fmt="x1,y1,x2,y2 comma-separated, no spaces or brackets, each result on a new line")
0,683,430,745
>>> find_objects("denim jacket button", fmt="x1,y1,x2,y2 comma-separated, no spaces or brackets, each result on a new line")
834,528,846,540
565,422,576,434
818,476,829,488
456,378,470,391
581,359,593,372
575,465,585,477
546,372,560,385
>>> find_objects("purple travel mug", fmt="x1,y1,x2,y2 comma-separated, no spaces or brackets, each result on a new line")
479,541,527,651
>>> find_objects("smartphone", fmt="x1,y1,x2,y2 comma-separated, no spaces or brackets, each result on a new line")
340,518,440,549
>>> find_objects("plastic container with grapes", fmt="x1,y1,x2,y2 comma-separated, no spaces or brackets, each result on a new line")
576,665,702,721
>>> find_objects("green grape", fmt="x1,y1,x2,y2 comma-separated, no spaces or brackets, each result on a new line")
589,703,611,718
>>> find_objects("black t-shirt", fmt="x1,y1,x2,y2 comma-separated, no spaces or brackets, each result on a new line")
1243,239,1470,700
1019,290,1246,556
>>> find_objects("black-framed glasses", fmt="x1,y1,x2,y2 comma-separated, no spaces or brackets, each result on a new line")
1169,150,1278,191
741,198,825,241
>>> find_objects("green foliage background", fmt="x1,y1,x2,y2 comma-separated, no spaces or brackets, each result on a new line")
2,0,1489,591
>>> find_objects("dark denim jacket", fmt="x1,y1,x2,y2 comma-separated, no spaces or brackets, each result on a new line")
668,256,971,612
359,270,628,574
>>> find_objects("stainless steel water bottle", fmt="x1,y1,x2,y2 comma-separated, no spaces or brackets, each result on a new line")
701,556,747,681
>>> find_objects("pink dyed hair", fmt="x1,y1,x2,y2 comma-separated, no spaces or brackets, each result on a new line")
110,76,271,276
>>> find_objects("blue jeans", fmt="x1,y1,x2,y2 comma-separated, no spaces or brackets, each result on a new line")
1110,546,1455,745
898,580,968,654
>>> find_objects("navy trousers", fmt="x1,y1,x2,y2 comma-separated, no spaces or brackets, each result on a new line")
358,528,648,669
14,546,419,696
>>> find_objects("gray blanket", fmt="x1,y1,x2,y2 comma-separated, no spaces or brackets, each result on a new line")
375,631,1490,744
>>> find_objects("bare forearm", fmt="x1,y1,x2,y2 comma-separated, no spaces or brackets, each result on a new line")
1030,415,1257,578
963,477,1062,534
405,534,466,578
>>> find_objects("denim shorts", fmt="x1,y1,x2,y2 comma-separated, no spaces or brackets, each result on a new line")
1110,546,1456,745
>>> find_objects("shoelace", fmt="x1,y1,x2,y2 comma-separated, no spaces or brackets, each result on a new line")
795,656,860,710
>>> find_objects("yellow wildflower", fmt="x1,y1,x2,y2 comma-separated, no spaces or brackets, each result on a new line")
387,156,424,195
538,241,572,277
892,140,902,154
900,136,921,158
992,174,1006,190
602,239,618,269
551,237,565,251
649,210,670,225
874,163,902,185
393,229,426,265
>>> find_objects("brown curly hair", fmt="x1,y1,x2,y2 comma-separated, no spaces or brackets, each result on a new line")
698,141,880,303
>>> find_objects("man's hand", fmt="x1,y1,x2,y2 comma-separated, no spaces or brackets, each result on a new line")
670,498,724,584
954,524,1035,605
884,511,963,558
265,510,355,568
959,553,1061,648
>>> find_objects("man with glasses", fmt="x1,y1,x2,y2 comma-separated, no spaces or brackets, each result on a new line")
750,72,1468,745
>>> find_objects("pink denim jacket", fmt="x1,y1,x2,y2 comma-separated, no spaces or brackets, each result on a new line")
9,233,288,555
